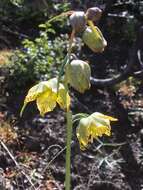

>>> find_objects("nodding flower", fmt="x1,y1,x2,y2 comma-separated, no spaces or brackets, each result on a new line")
76,112,117,150
21,78,70,116
82,21,107,53
65,59,91,93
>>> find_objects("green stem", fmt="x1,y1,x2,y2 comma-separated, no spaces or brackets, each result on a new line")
64,29,75,190
57,55,69,93
57,29,75,93
65,109,73,190
64,70,72,190
47,11,74,24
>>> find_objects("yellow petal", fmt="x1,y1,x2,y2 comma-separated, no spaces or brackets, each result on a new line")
98,114,118,121
57,89,71,110
36,90,57,116
20,78,64,116
90,124,111,138
47,78,63,92
76,117,90,150
91,112,117,122
89,115,111,137
90,113,111,128
20,81,50,116
24,78,62,104
24,81,50,103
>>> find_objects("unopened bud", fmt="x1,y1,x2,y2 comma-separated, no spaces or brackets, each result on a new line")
86,7,102,22
82,26,107,53
65,60,91,93
69,11,86,33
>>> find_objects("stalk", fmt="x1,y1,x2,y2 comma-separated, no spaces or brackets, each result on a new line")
65,109,72,190
47,11,74,24
64,74,72,190
64,29,75,190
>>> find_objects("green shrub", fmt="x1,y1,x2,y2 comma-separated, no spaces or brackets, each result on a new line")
7,24,68,94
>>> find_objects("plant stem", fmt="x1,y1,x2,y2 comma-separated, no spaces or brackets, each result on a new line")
64,71,72,190
64,29,75,190
65,110,72,190
47,11,74,24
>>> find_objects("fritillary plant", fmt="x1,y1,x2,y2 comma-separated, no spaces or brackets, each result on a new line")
21,7,117,190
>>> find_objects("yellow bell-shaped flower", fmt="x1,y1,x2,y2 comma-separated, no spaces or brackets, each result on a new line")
76,112,117,150
65,59,91,93
82,21,107,53
21,78,70,116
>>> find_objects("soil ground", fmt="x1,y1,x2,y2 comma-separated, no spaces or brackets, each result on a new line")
0,80,143,190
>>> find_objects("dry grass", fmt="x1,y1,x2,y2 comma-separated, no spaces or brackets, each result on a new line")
0,49,13,65
0,116,17,144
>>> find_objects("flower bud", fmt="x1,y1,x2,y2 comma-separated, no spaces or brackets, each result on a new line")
86,7,102,22
69,11,86,33
82,26,107,53
65,60,91,93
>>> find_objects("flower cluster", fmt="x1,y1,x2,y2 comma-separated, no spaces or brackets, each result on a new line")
64,7,107,94
69,7,107,53
21,7,117,151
